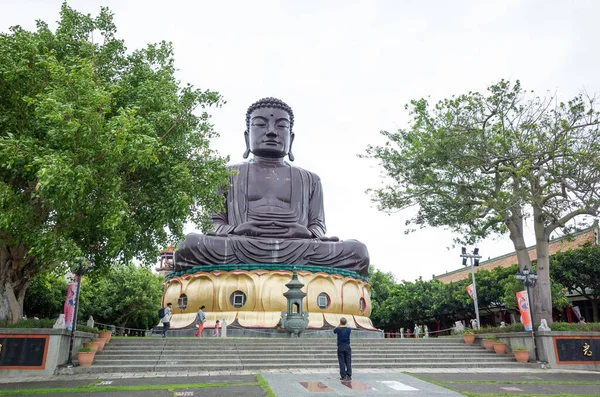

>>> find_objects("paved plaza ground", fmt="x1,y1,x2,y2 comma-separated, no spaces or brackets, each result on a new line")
1,368,599,397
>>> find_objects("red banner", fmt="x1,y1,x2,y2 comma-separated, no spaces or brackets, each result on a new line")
516,290,532,331
466,284,475,301
64,280,77,331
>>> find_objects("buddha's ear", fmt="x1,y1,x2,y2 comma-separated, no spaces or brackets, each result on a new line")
243,130,250,159
288,132,295,162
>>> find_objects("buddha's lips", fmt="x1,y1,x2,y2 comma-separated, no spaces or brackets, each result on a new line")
263,140,280,145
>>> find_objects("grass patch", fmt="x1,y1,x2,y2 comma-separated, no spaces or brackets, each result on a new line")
442,380,600,385
461,394,600,397
256,374,275,397
0,381,261,396
406,374,600,397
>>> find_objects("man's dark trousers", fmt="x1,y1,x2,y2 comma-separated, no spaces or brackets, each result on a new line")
337,344,352,379
162,322,170,337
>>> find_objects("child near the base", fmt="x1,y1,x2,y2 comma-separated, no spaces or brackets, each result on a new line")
214,320,220,337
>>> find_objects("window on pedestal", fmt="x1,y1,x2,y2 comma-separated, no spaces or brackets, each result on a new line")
317,293,330,309
359,297,366,314
230,291,246,308
178,294,188,310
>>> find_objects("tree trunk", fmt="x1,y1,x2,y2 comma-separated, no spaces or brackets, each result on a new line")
0,243,35,323
505,211,532,270
592,299,599,323
532,206,553,324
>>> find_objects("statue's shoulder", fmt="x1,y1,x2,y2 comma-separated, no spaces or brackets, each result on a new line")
227,162,247,172
289,163,321,183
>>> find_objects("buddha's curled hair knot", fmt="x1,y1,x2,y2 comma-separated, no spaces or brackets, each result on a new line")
246,97,295,132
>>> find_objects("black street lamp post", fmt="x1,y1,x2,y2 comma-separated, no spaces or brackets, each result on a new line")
461,247,481,330
66,258,93,367
515,267,540,362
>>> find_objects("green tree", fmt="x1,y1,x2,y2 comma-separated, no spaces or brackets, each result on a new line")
364,80,600,323
79,264,163,330
23,271,67,319
551,242,600,322
368,266,396,328
0,4,230,322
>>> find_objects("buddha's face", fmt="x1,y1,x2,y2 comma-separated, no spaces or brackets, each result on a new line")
246,107,294,158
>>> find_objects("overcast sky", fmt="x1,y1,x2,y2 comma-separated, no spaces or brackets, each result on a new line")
3,0,599,282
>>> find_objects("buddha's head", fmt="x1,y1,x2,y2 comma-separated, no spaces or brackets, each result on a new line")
244,97,295,160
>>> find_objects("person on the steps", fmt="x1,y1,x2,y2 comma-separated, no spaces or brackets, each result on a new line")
214,320,220,337
195,305,206,337
161,303,172,338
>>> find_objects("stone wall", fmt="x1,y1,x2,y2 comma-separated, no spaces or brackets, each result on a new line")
0,328,96,377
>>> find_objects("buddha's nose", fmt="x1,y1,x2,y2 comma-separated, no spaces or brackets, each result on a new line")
266,129,277,137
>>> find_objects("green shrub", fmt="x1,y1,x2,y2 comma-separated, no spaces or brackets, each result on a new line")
0,318,55,328
77,324,99,333
0,318,98,333
78,346,93,353
549,322,600,332
475,323,524,334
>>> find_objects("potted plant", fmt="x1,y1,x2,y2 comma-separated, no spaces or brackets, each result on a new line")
512,346,530,363
98,329,112,343
77,346,95,367
482,336,495,350
83,340,100,352
462,330,475,344
94,337,107,351
493,339,507,354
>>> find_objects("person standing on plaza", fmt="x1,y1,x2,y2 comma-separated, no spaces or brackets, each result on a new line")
195,305,206,337
161,302,173,338
333,317,352,381
214,319,220,337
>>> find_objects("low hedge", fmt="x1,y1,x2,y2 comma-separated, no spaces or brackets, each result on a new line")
0,318,98,333
475,322,599,334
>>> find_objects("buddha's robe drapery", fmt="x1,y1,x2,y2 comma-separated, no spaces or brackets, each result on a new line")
174,162,369,276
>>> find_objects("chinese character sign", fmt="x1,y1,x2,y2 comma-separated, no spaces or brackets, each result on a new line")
466,284,476,301
516,290,532,331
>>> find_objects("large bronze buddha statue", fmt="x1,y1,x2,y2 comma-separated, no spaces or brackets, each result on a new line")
174,97,369,276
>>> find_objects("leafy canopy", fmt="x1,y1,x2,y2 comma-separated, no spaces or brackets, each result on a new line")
0,3,230,273
364,80,600,244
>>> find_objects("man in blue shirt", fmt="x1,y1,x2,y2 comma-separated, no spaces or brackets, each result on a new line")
333,317,352,381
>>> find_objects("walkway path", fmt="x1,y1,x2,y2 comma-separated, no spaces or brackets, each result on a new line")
1,368,599,396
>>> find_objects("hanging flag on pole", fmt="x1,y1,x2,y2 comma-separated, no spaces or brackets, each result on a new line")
64,276,78,331
572,306,583,322
466,284,476,301
516,290,532,331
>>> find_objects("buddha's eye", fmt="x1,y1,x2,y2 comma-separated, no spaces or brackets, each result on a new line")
276,123,289,128
252,122,267,127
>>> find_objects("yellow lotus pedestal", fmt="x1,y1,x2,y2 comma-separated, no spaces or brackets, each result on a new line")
162,264,376,333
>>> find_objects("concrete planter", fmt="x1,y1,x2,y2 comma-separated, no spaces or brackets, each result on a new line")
94,337,107,350
513,349,529,363
463,333,475,344
77,351,95,367
493,342,507,354
83,341,100,352
482,339,495,350
98,331,112,343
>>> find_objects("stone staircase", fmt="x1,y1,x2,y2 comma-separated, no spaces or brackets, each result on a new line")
65,337,540,374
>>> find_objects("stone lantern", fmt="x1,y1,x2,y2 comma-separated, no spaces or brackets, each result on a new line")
281,267,309,337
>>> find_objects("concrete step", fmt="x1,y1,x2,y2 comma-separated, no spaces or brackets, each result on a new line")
65,361,539,374
95,352,501,359
64,337,539,375
92,357,518,366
